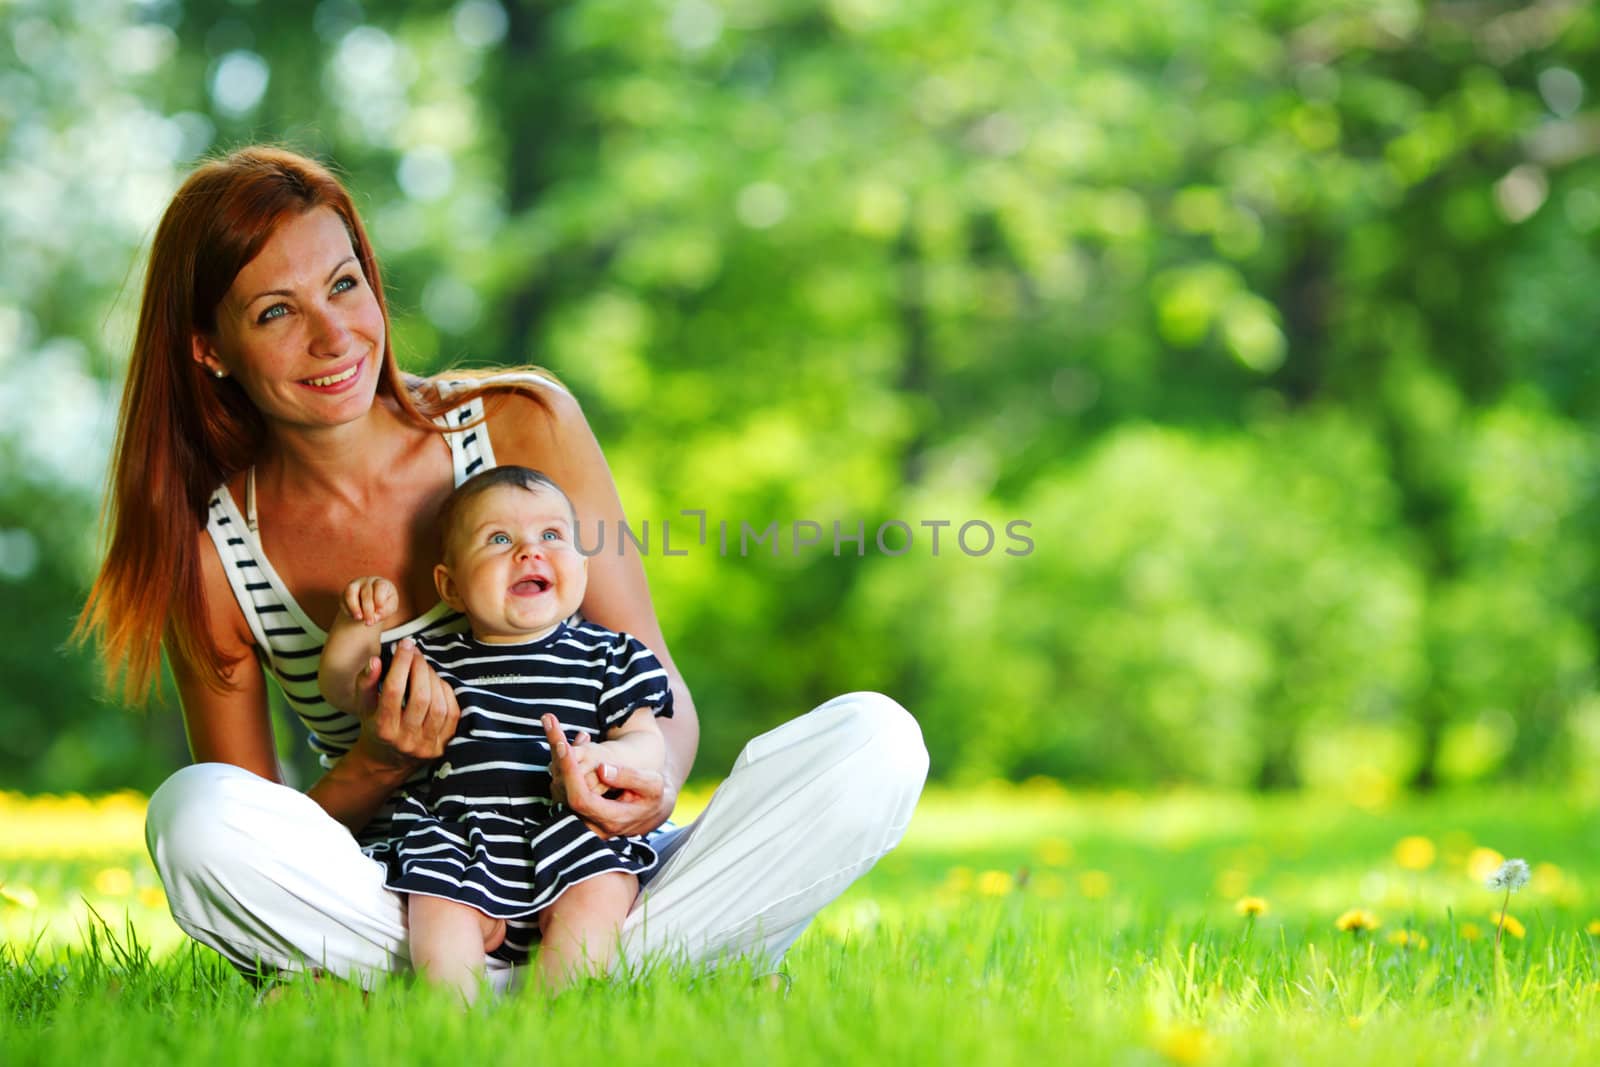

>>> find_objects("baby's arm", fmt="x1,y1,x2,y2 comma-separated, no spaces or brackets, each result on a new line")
543,708,665,798
317,576,400,714
592,707,666,776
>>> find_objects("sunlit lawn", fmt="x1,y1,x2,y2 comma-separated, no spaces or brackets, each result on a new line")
5,782,1600,1065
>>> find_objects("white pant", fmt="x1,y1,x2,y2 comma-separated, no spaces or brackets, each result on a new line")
145,691,928,988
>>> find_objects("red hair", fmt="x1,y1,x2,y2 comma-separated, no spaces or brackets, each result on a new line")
77,146,548,702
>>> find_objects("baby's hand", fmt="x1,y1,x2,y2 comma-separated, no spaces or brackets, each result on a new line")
566,729,608,794
341,575,400,627
563,729,611,796
543,714,606,804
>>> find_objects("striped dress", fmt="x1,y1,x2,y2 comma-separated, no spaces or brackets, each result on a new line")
364,623,673,918
204,375,592,960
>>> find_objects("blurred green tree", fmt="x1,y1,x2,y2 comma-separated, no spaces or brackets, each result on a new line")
2,0,1598,792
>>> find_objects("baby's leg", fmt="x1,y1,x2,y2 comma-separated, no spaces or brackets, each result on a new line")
408,894,507,1003
536,872,638,991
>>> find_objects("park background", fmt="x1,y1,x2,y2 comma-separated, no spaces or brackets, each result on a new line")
5,0,1600,800
7,4,1600,1062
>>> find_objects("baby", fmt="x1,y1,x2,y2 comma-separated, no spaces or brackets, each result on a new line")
319,465,672,1000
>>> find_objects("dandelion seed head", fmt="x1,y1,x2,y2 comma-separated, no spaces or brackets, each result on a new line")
1487,858,1530,892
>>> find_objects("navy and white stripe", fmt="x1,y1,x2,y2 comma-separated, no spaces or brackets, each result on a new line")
364,622,673,925
202,372,646,962
202,375,561,848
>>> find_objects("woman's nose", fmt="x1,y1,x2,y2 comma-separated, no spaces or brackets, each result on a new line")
307,305,351,356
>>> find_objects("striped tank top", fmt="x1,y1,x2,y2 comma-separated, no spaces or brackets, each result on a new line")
203,375,563,846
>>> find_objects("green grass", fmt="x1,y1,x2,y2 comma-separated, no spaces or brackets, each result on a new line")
5,784,1600,1065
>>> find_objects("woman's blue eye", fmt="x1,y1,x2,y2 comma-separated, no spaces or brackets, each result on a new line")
333,275,357,294
258,303,288,324
489,533,511,545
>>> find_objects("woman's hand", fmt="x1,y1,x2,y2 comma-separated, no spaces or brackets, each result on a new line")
542,714,676,839
351,638,460,771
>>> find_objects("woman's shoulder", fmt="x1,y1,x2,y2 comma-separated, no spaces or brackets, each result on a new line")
470,373,597,468
425,367,572,411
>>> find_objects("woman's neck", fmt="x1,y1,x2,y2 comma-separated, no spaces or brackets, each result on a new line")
257,400,427,510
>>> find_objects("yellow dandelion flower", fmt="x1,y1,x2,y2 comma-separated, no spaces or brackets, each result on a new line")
1335,909,1381,933
1460,922,1483,941
137,886,166,909
1079,869,1112,899
1234,896,1269,917
1,885,40,909
1393,836,1435,871
944,866,974,891
94,867,134,896
1586,920,1600,936
977,869,1013,896
1151,1023,1214,1065
1037,837,1072,867
1032,872,1068,899
1214,869,1250,898
1386,929,1428,950
1532,862,1565,895
1466,847,1505,883
1496,914,1526,940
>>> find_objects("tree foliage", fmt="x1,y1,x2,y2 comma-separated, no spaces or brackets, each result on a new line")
3,0,1599,791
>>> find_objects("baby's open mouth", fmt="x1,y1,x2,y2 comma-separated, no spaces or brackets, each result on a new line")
511,577,551,595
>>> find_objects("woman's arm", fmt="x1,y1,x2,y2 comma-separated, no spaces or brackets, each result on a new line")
176,530,452,833
169,529,283,782
489,387,700,833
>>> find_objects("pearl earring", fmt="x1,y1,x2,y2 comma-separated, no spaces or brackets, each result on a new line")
212,368,226,379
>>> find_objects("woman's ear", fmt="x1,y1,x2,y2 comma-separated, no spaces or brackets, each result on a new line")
434,562,464,612
191,333,228,379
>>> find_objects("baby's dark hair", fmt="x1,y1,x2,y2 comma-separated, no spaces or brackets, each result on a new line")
436,465,575,558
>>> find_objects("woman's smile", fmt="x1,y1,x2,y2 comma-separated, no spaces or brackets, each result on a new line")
298,355,368,393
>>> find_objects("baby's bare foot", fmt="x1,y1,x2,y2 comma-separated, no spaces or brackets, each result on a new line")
756,970,793,996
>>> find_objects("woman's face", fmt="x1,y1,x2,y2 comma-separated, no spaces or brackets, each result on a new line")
194,206,386,434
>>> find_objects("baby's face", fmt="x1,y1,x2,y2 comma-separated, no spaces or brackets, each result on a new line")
434,484,588,644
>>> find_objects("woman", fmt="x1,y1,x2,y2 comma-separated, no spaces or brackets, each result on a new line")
78,146,928,988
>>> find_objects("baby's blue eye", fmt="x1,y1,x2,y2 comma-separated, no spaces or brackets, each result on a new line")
542,530,560,541
489,532,511,545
